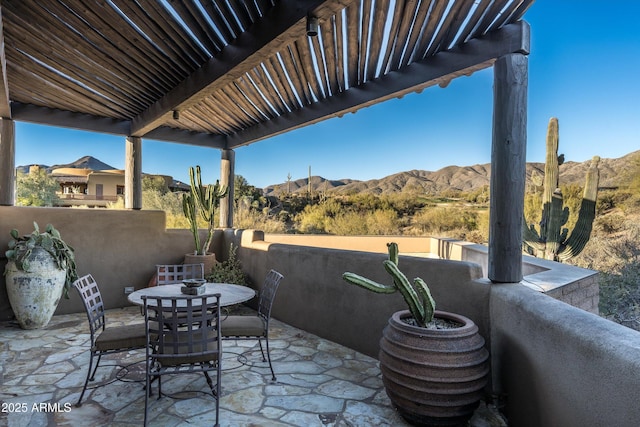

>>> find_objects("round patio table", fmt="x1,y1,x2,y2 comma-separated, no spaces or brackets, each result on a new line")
127,283,255,308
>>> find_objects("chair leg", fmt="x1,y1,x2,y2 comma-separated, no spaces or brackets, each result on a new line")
89,353,102,381
264,336,276,381
76,351,97,407
257,338,267,362
144,370,150,427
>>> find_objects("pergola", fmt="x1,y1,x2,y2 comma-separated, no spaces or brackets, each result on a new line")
0,0,533,283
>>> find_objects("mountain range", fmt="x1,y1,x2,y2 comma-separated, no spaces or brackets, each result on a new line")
17,151,638,197
263,150,639,196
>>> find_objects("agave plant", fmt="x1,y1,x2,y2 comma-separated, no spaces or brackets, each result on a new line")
5,222,77,299
343,242,435,327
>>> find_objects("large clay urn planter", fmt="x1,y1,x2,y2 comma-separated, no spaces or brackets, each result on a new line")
5,248,67,329
184,252,217,276
379,310,489,426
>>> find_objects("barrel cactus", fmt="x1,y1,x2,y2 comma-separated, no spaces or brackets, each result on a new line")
523,118,600,262
343,242,435,327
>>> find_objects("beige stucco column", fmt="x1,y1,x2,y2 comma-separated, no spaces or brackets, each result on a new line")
0,118,15,206
219,149,235,228
125,136,142,210
488,53,528,283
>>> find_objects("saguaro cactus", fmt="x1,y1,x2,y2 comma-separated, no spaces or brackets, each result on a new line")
182,166,228,255
523,118,600,262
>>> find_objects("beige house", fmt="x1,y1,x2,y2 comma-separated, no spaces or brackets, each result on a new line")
47,167,181,207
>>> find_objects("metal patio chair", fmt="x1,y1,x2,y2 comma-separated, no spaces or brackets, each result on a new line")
155,263,204,285
73,274,147,407
143,293,222,427
221,269,283,381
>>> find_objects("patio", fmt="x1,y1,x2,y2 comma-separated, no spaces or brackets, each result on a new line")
0,305,505,427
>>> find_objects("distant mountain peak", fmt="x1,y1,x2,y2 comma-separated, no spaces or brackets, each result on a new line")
49,156,116,171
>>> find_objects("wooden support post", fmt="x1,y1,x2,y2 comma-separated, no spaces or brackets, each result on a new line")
489,53,528,283
125,136,142,210
0,118,15,205
219,149,235,228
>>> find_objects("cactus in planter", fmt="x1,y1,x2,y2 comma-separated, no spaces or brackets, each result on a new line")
523,117,600,262
343,242,436,327
182,166,228,256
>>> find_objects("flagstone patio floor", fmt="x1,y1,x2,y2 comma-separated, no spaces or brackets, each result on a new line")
1,306,502,427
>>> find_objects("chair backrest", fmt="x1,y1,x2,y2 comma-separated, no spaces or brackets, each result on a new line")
143,294,221,366
73,274,106,342
257,270,284,322
156,263,204,286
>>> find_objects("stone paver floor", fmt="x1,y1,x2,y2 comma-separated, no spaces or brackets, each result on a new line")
0,306,411,426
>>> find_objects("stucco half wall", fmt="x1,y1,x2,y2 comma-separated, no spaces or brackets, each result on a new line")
0,206,224,319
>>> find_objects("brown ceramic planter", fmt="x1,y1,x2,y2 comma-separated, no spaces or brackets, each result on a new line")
184,252,217,276
379,310,489,426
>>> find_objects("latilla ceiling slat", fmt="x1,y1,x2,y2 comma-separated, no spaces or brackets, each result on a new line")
254,0,273,18
170,0,224,55
358,0,372,83
401,0,433,68
487,0,528,33
294,39,322,101
388,0,419,71
4,1,162,104
366,0,391,81
379,0,405,76
236,76,274,120
509,0,535,22
137,0,211,66
262,58,294,111
268,55,300,110
334,11,346,93
224,1,252,33
423,2,459,57
195,0,235,45
475,0,511,37
280,44,313,106
440,2,473,50
214,88,257,127
110,0,194,76
456,0,494,44
310,35,330,98
7,58,124,117
7,34,139,115
223,84,266,123
3,7,147,112
320,16,340,97
250,67,287,115
296,39,324,101
59,0,184,88
215,2,243,37
289,42,317,103
345,4,360,89
200,95,244,132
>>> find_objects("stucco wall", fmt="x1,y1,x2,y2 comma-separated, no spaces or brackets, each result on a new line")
227,229,488,358
0,206,224,320
490,283,640,427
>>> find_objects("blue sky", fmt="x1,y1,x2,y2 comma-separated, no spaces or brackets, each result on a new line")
15,1,640,188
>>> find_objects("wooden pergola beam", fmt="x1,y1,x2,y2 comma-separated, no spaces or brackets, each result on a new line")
0,6,11,119
130,0,351,138
226,21,530,149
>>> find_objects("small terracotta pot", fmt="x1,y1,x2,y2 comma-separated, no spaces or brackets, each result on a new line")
379,310,489,426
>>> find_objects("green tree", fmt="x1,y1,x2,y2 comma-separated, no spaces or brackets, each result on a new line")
16,169,60,206
142,175,169,194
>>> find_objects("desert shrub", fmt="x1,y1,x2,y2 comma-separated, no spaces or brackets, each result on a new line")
205,244,248,286
572,219,640,331
413,207,479,235
234,204,286,233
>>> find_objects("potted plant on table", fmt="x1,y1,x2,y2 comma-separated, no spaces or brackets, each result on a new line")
182,165,228,274
4,222,77,329
343,243,489,427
